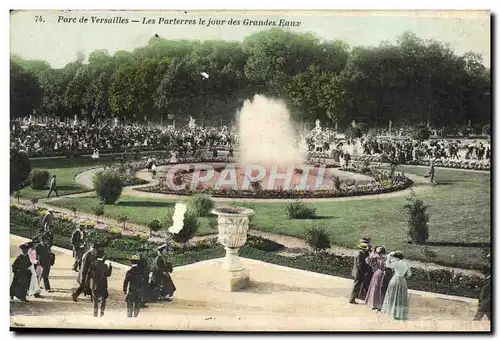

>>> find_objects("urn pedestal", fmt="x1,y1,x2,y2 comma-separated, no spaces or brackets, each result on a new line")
211,207,254,291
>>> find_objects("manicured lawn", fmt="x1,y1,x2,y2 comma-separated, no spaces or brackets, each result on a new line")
17,156,117,199
47,166,491,269
49,195,216,237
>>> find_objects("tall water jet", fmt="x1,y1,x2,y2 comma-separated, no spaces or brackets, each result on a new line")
237,94,304,168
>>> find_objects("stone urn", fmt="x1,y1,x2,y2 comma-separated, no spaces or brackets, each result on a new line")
211,206,254,291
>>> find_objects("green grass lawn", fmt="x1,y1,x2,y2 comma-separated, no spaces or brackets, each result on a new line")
49,195,216,237
47,165,491,269
17,156,117,200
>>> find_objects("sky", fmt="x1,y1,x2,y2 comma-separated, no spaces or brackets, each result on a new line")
10,10,491,68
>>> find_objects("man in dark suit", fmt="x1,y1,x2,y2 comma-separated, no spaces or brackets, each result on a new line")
35,234,53,292
47,175,58,198
88,249,112,317
72,243,101,302
123,255,144,318
349,242,370,304
71,224,87,272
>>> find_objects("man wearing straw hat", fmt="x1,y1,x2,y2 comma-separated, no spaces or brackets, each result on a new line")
123,254,144,318
349,242,370,304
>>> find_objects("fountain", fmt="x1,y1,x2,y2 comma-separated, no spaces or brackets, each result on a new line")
156,94,375,193
238,95,305,168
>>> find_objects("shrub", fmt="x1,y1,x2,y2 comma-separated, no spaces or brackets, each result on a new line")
29,169,50,190
92,203,105,220
285,200,316,219
171,209,199,244
187,194,214,217
14,190,21,204
147,218,162,235
162,208,175,229
118,214,128,229
404,194,430,244
93,170,124,204
10,148,31,193
304,225,331,252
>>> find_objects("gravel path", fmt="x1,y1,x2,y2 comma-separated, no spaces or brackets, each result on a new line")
9,234,489,332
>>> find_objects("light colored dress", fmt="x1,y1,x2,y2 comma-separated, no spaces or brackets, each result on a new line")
380,255,412,320
27,248,41,296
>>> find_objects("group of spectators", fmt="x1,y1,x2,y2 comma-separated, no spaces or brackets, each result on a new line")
10,121,235,157
361,138,491,164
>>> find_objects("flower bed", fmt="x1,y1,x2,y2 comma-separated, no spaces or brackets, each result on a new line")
135,167,412,199
9,204,484,298
354,154,491,171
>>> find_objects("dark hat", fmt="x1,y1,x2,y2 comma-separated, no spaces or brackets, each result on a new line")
25,242,34,249
19,243,30,250
360,237,371,244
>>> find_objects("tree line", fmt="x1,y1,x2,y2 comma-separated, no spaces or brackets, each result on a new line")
10,29,491,130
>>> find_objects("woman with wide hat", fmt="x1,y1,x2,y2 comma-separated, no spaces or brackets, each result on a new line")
26,241,42,298
380,251,412,320
10,243,32,302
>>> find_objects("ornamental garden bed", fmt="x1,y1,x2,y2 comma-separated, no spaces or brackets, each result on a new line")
135,167,412,199
354,154,490,171
9,204,484,299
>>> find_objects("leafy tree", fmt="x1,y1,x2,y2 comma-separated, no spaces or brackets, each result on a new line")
10,148,31,193
10,61,43,118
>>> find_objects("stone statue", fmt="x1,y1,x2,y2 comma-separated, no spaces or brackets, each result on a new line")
315,119,321,131
188,116,196,129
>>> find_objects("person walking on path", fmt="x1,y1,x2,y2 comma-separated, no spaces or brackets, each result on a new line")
72,243,101,302
358,237,373,301
364,246,386,311
473,264,491,321
88,249,112,317
26,241,42,298
349,242,370,304
10,243,32,302
39,209,54,236
150,244,176,301
380,251,412,321
424,160,436,184
71,224,88,272
47,175,59,198
123,255,144,318
35,234,53,293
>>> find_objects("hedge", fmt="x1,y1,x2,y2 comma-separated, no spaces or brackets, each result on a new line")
9,205,483,299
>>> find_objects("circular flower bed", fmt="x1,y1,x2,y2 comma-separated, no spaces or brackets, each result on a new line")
135,167,412,199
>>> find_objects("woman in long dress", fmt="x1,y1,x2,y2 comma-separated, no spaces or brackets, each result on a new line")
150,245,176,301
380,251,412,320
26,242,42,298
365,246,386,310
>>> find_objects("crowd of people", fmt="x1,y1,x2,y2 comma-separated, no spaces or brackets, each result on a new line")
349,238,491,322
361,138,491,164
10,121,235,158
10,212,176,318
